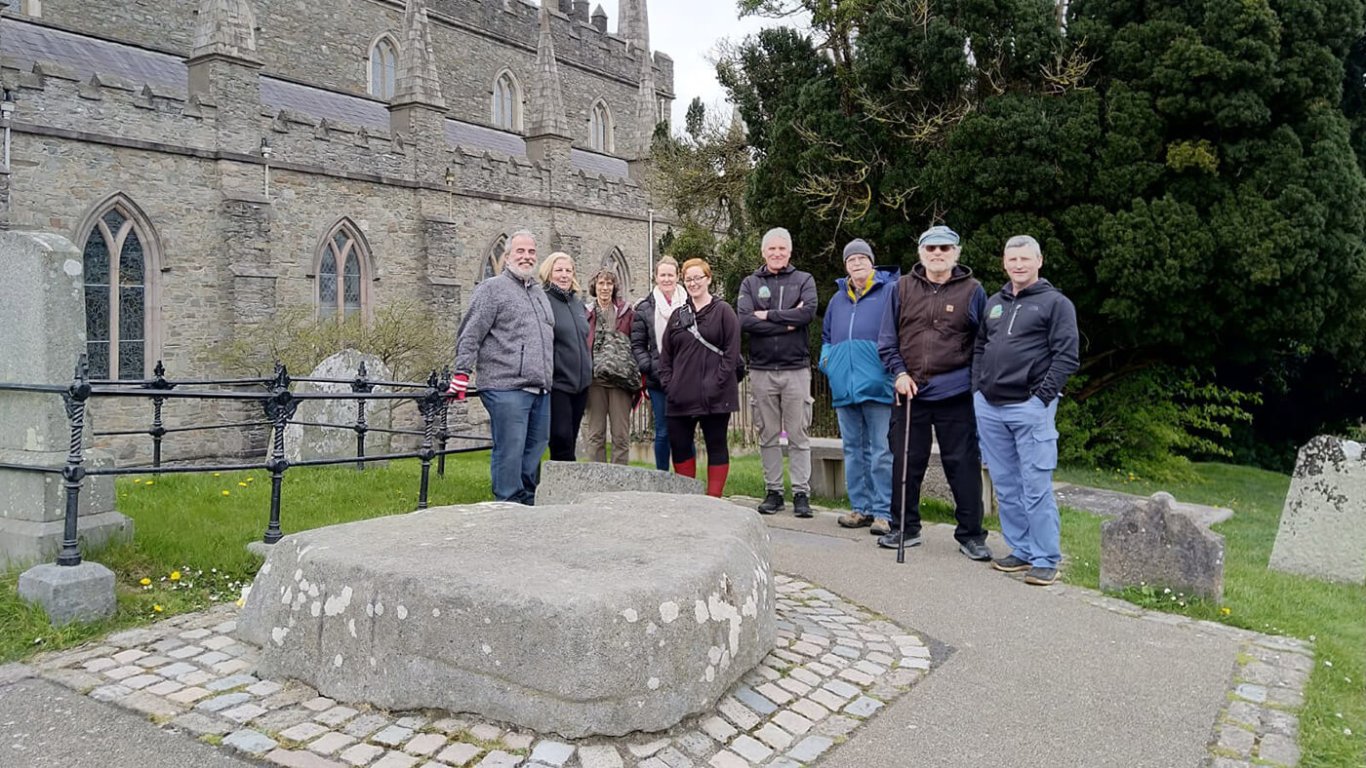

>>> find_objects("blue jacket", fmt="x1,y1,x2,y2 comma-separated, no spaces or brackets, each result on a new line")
819,267,899,407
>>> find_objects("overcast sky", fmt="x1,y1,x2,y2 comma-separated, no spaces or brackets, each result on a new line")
646,1,809,128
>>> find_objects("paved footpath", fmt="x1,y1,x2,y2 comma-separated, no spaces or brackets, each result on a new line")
0,504,1312,768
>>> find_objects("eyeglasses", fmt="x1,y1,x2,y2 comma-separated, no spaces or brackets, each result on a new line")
683,276,708,284
922,244,957,253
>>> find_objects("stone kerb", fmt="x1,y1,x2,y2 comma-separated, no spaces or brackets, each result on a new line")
535,460,702,503
1270,435,1366,584
237,491,775,738
283,350,393,465
1100,492,1225,600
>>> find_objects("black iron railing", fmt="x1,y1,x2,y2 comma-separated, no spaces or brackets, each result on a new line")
0,356,491,566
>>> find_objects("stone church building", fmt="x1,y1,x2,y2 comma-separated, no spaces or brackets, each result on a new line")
0,0,673,457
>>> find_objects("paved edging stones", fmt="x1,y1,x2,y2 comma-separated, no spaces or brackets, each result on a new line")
31,574,934,768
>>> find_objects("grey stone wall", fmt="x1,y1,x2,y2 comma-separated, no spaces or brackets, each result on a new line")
21,0,673,159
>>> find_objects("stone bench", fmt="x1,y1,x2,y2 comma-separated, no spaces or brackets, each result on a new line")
237,491,775,738
788,436,996,515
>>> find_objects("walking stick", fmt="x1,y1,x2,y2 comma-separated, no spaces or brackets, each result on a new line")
897,394,913,565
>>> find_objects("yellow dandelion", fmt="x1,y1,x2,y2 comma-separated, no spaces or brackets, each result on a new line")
153,604,164,612
1221,607,1232,616
139,577,151,586
238,482,248,487
169,571,181,581
145,480,154,486
246,477,255,482
221,490,231,496
133,478,143,484
212,472,221,477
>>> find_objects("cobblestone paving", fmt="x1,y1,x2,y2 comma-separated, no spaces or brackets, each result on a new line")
1036,585,1312,768
31,575,932,768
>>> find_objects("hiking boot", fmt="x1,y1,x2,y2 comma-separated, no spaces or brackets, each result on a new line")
757,490,784,515
1024,566,1059,586
991,554,1032,573
959,539,993,561
876,530,922,550
793,493,813,518
838,510,872,529
870,518,892,536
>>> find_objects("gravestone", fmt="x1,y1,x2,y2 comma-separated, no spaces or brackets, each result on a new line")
237,492,775,738
535,460,702,504
284,350,393,464
1270,436,1366,584
0,231,130,573
1100,492,1225,600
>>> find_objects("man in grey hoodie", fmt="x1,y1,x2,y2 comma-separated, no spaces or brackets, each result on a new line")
451,231,555,504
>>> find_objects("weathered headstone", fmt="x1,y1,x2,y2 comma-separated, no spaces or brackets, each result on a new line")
1100,492,1225,600
1270,436,1366,584
0,231,131,576
284,350,393,464
535,460,702,504
237,492,775,738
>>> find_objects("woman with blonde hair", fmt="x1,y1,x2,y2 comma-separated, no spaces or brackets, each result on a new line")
658,258,741,496
538,252,591,461
630,256,682,470
583,268,637,464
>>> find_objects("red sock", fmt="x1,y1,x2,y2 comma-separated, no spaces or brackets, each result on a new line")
674,457,696,478
706,463,729,497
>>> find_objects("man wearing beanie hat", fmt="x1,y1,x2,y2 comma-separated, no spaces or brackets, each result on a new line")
738,227,819,518
876,225,994,561
820,239,899,535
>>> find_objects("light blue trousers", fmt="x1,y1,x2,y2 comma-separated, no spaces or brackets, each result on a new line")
974,391,1061,567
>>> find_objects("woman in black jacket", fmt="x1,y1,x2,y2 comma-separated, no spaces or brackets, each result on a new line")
538,252,591,461
658,258,741,497
630,255,682,471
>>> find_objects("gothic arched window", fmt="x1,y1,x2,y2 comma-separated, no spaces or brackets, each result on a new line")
482,234,507,282
602,247,630,294
492,71,521,131
80,196,160,380
369,36,399,100
589,100,613,153
317,220,372,320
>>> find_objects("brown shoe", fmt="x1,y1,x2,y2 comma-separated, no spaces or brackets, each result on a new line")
838,511,872,529
870,518,891,535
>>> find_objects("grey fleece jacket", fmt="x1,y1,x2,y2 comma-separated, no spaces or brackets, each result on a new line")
454,268,555,392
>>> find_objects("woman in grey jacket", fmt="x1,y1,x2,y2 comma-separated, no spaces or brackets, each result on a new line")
539,253,592,462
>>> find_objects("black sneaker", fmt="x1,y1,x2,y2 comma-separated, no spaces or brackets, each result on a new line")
1024,566,1059,586
958,539,993,561
876,530,922,550
757,491,784,515
793,493,813,518
991,554,1031,573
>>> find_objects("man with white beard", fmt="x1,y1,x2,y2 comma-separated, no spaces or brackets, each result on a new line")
451,231,556,504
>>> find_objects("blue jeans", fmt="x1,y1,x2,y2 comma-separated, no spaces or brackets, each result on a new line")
647,387,670,471
974,391,1060,567
835,402,893,521
480,388,550,505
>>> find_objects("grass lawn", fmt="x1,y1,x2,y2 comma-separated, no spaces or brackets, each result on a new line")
1,454,1361,766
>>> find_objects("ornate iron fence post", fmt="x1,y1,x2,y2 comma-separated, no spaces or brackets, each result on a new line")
57,355,91,566
437,365,451,477
417,370,442,509
261,363,297,544
145,360,175,471
352,361,373,472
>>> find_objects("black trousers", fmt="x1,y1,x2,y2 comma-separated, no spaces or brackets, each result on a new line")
889,391,986,543
548,388,589,462
667,413,731,465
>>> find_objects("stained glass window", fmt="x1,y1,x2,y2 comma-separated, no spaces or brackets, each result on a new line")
319,223,369,320
81,201,152,380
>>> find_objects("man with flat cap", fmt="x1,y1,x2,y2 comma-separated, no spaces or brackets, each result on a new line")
876,225,993,561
